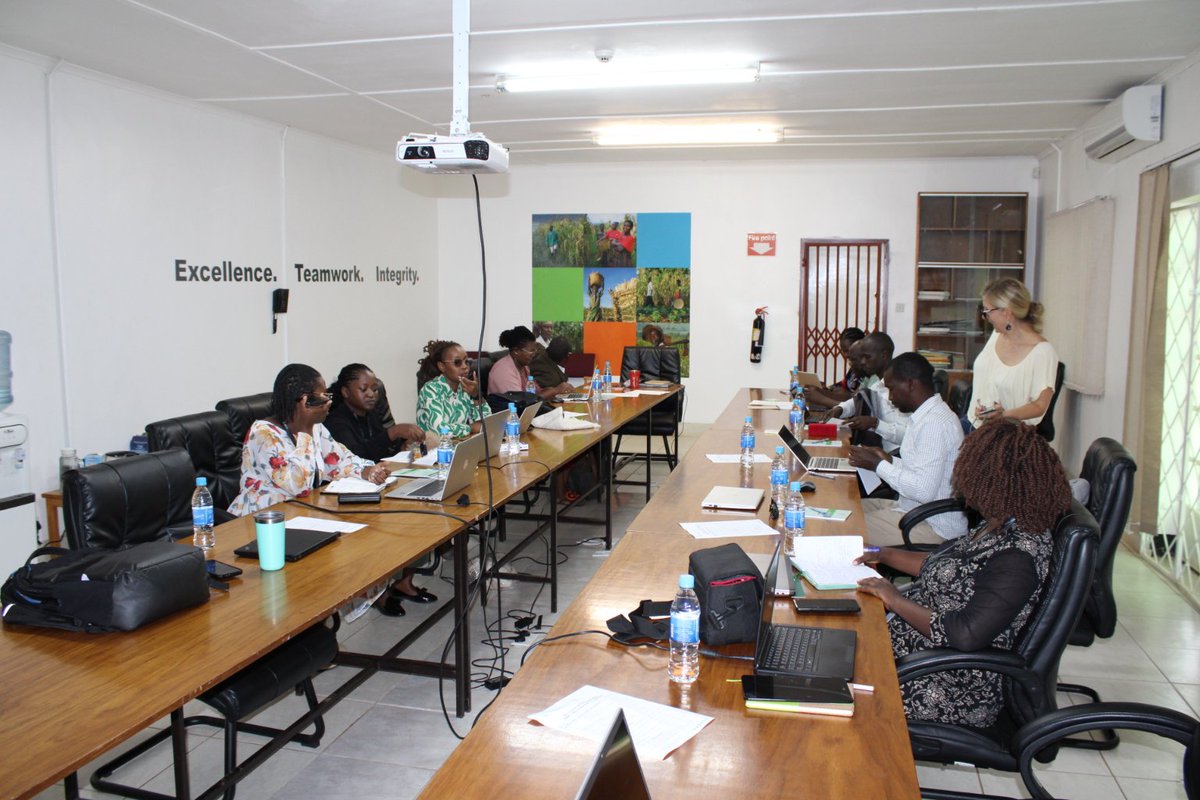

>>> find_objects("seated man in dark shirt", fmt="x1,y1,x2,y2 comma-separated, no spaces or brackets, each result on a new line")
529,336,574,399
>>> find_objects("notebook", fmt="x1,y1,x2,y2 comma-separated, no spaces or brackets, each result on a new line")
777,425,855,473
700,486,764,512
573,710,652,800
387,432,484,501
233,528,340,562
753,542,856,680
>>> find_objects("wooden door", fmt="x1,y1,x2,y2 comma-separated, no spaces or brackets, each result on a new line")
800,239,888,384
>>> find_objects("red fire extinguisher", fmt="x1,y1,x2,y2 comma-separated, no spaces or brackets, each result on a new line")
750,307,768,362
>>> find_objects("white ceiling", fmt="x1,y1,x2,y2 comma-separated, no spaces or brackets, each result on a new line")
2,0,1198,164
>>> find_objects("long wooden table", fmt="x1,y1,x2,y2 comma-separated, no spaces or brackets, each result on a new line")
0,388,682,800
420,389,920,799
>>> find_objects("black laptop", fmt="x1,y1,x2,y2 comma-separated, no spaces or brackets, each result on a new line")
574,709,652,800
233,528,340,562
754,543,856,680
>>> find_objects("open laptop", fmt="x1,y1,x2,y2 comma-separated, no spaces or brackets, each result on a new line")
480,401,543,453
777,424,855,473
573,709,652,800
754,542,856,679
387,432,485,501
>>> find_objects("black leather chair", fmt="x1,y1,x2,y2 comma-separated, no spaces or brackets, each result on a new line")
613,347,684,498
215,392,273,446
64,452,337,800
1013,702,1199,799
1056,437,1137,749
146,411,241,524
1036,362,1066,442
899,499,1100,800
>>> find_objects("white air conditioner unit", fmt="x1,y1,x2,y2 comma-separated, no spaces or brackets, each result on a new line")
1083,85,1163,163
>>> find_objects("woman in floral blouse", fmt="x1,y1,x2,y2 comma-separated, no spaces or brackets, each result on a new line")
856,419,1071,728
228,363,390,516
416,340,485,437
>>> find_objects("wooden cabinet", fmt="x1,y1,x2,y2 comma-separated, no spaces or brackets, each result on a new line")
914,193,1027,370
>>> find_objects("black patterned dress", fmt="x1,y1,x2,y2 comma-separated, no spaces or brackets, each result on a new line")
889,519,1053,728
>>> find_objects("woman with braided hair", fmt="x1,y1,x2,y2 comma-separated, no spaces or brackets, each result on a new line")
856,419,1071,727
416,339,485,437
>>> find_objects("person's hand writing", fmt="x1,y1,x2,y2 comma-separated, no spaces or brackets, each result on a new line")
844,415,878,431
848,445,888,470
856,576,901,609
853,546,883,566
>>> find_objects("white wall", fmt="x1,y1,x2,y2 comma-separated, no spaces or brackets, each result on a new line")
0,48,438,531
1037,53,1200,471
435,158,1037,422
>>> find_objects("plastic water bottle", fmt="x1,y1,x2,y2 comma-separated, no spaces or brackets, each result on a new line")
789,365,802,400
784,481,807,556
603,360,613,390
525,374,537,395
191,477,215,551
59,448,80,486
739,416,756,468
770,446,789,507
502,403,521,456
436,426,454,478
790,396,806,435
668,573,700,684
589,368,602,402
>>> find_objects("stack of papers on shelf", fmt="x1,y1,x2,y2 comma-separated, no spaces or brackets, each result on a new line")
789,535,880,589
917,290,950,301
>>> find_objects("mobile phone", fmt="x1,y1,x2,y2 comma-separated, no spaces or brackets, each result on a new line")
205,560,243,580
792,598,860,614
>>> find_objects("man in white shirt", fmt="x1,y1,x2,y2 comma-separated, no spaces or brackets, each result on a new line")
848,352,967,546
825,332,909,452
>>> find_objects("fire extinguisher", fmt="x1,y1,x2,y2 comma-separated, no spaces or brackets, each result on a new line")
750,307,768,362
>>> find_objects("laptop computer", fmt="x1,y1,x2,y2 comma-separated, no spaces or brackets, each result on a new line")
573,709,652,800
387,432,485,501
749,551,799,597
777,424,855,473
701,486,764,512
233,528,340,562
480,401,543,453
754,542,856,680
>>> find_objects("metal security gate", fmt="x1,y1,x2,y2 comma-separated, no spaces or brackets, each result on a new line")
799,239,888,384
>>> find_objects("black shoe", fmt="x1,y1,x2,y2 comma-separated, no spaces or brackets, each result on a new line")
374,592,406,617
396,586,438,604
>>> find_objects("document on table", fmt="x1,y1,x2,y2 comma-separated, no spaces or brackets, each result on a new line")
805,507,852,522
636,389,670,395
789,535,880,590
389,467,440,479
857,467,882,495
529,685,714,761
679,518,778,538
748,400,791,410
705,453,772,464
322,476,396,493
802,439,839,447
285,515,366,534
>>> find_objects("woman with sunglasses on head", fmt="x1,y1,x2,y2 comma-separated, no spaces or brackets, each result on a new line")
967,277,1058,430
416,340,485,437
228,363,390,516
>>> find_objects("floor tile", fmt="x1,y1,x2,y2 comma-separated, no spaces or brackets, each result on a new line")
915,763,981,794
1102,728,1189,780
978,767,1125,799
141,734,318,799
1053,676,1194,714
1142,646,1200,684
269,754,433,800
1116,776,1190,800
322,705,465,769
1119,612,1200,651
1175,683,1200,717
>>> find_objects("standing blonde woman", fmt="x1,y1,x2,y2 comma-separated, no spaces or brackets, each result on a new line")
967,278,1059,429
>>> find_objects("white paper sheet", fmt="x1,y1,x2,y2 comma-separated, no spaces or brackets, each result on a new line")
635,389,670,395
705,453,772,464
412,451,437,467
748,400,791,410
679,519,778,538
801,439,839,447
322,476,396,494
285,516,366,533
529,685,713,761
789,535,881,589
856,467,882,495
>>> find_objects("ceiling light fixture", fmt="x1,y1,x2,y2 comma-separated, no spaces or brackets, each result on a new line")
595,124,782,147
497,64,759,93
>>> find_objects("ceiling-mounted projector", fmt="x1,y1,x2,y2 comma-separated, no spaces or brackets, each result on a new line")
397,133,509,174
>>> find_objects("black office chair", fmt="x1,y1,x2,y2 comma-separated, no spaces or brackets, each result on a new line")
64,451,337,800
1055,437,1137,750
146,410,242,525
1036,362,1066,442
1013,703,1199,799
899,499,1100,800
613,347,684,497
215,392,273,446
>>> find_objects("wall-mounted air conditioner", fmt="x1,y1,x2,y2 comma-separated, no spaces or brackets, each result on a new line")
1083,85,1163,163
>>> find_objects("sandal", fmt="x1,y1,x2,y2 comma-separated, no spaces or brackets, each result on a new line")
395,586,438,604
373,591,406,617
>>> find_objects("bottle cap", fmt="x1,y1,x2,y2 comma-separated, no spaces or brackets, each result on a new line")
196,477,207,487
440,426,450,434
61,448,76,456
789,481,801,491
508,403,517,412
776,446,785,455
744,416,753,423
678,574,695,590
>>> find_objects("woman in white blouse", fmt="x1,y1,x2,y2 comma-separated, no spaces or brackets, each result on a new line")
967,278,1059,430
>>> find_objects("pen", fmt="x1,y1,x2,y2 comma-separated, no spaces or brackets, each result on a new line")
863,546,881,554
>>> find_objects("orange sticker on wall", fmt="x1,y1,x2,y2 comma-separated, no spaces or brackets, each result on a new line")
583,322,637,377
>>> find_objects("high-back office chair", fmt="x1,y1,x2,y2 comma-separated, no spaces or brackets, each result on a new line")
562,352,596,378
1036,362,1066,442
146,411,241,522
899,499,1099,800
215,392,273,445
1055,437,1137,750
614,347,685,500
64,453,337,800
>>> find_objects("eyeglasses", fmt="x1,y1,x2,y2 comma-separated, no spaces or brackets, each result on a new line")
305,393,333,407
980,306,1001,318
441,358,468,367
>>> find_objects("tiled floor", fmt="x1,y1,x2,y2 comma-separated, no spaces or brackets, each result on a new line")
36,424,1200,800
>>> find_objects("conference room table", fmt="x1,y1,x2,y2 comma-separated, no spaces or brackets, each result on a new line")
420,388,920,799
0,387,681,800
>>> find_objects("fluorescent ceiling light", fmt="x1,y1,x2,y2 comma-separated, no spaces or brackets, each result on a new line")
595,124,782,146
497,65,758,93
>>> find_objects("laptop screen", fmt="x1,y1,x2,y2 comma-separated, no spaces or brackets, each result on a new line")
776,425,813,468
574,710,651,800
754,542,782,665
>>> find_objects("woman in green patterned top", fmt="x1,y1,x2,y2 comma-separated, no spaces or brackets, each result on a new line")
416,339,485,437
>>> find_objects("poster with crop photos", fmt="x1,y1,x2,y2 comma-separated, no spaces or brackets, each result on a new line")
532,212,690,377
